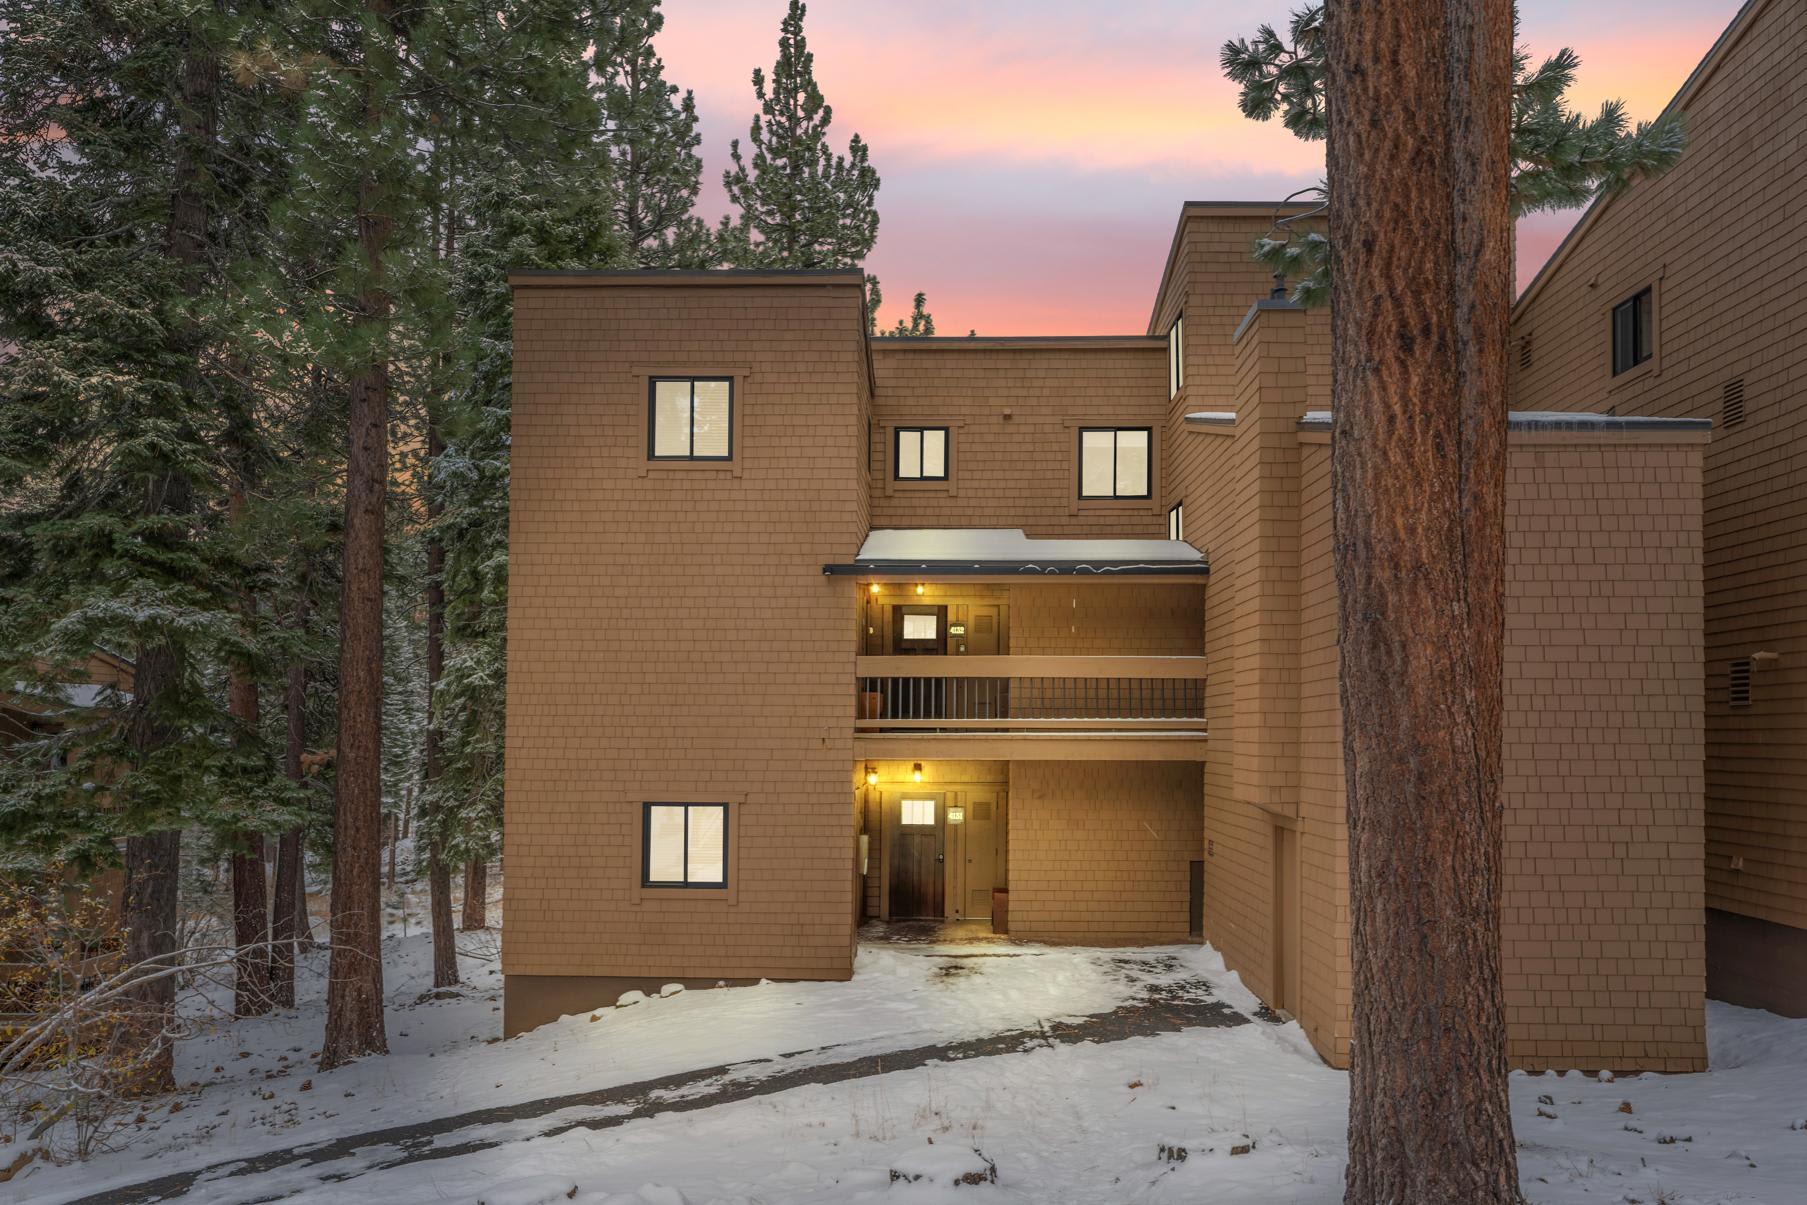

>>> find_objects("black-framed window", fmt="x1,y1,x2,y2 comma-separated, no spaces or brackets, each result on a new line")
894,426,948,480
649,377,733,460
1079,427,1152,499
1167,314,1185,399
642,802,728,887
1611,288,1653,376
1168,501,1185,542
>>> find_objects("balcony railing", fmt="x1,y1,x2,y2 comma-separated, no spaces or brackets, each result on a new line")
855,655,1207,733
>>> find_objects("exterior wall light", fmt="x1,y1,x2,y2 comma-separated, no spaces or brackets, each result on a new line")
915,583,926,595
864,764,878,786
868,582,880,594
911,762,923,782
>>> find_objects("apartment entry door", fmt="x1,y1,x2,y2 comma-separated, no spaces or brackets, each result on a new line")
945,788,1006,922
889,793,945,919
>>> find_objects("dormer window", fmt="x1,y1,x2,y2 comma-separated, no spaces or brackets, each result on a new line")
650,377,733,460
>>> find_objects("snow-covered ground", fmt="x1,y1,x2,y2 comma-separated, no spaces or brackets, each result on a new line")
7,885,1806,1204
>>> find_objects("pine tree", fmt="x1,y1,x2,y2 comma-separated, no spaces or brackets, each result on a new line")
1328,0,1523,1198
719,0,880,269
595,0,711,268
0,0,297,1087
881,292,936,337
424,167,623,957
1221,3,1687,304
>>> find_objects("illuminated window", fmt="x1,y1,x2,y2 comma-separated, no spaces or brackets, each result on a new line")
649,377,733,460
895,427,948,480
643,803,727,887
900,798,936,826
902,612,938,641
1079,428,1151,499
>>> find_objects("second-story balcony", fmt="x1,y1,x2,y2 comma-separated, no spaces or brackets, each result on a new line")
856,655,1207,734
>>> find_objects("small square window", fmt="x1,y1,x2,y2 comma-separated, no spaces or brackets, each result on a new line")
643,803,727,887
900,798,935,826
894,427,948,481
1168,501,1185,542
1079,427,1152,499
649,377,733,460
902,613,938,641
1611,288,1653,376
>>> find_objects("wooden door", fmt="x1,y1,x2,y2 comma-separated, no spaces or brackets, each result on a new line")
953,788,1004,922
956,605,1001,656
890,794,944,919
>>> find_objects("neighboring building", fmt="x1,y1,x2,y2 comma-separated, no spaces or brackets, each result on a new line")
1,651,135,753
503,200,1711,1072
1510,0,1806,1018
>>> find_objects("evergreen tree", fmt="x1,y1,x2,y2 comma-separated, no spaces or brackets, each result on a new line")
719,0,880,269
879,292,936,337
1220,4,1687,303
594,0,711,268
0,0,298,1087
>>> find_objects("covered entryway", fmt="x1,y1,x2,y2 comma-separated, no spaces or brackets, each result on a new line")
857,762,1010,930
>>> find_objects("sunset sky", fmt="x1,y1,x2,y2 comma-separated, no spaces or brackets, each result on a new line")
654,0,1744,334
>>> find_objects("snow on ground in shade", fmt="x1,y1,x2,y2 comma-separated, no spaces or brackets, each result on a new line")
5,884,1166,1204
10,879,1807,1204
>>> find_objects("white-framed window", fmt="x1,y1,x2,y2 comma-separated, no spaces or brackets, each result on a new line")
902,612,938,641
900,798,936,826
1079,427,1152,499
649,377,733,460
642,802,727,887
894,427,948,480
1168,501,1185,542
1167,314,1185,399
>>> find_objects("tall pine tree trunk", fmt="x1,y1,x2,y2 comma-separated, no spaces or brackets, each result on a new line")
461,859,487,930
270,587,310,1009
1326,0,1522,1201
120,647,184,1096
118,9,220,1094
228,483,273,1017
320,7,394,1069
425,411,460,988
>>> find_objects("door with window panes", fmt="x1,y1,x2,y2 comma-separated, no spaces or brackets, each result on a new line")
889,793,944,918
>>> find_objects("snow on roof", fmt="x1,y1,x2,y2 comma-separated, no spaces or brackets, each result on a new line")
840,529,1204,576
1184,411,1237,425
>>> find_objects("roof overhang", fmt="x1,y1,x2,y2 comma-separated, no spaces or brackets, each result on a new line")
825,528,1208,580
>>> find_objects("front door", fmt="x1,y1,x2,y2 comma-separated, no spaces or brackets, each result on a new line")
890,794,944,919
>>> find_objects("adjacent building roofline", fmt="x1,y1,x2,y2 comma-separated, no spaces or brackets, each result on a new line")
508,268,867,288
1146,200,1320,336
1512,0,1768,318
869,335,1163,351
1295,410,1714,434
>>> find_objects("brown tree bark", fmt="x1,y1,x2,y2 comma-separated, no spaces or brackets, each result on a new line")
1326,0,1522,1201
461,859,487,931
227,484,273,1018
319,3,394,1070
270,589,310,1008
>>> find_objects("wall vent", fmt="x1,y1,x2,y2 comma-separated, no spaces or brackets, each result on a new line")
1516,333,1533,372
1730,658,1752,708
1722,378,1746,429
